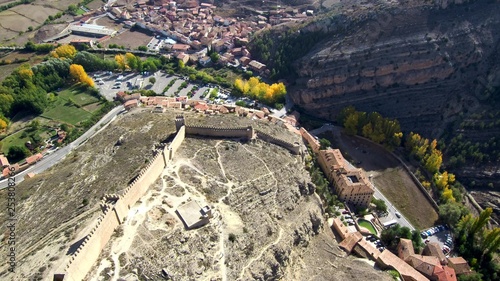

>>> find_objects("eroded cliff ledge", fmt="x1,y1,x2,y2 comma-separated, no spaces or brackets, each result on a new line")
289,0,499,138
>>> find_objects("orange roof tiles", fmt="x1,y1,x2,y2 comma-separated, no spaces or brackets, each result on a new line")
26,153,43,165
433,265,457,281
0,154,9,167
423,242,447,265
398,238,415,262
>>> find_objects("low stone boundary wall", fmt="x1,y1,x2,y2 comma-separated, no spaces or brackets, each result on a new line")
255,130,301,155
353,135,439,212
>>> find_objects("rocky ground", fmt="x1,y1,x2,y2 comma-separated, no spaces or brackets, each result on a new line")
88,135,392,281
0,109,394,280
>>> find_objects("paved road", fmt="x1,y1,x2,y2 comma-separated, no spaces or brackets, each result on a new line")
310,125,415,231
0,105,124,189
372,184,415,231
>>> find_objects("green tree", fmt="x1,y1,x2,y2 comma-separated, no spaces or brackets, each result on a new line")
210,52,219,63
344,113,359,135
0,93,14,115
149,77,156,84
319,138,331,150
8,145,30,162
67,4,78,15
371,198,388,213
439,201,469,227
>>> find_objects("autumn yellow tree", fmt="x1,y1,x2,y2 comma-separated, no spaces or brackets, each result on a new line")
0,118,7,131
18,68,34,80
51,44,77,59
125,52,139,70
424,149,442,174
442,187,455,202
234,77,286,105
234,78,249,94
69,64,94,87
115,54,127,70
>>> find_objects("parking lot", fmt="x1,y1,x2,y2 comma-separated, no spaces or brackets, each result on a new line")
421,225,452,255
94,70,244,106
93,71,171,100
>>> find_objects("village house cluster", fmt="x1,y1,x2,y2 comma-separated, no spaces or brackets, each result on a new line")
117,91,286,124
68,0,315,76
1,128,67,180
331,218,472,281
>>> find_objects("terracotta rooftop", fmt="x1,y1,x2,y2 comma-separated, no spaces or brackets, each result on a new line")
408,254,440,278
339,232,363,253
26,153,43,165
398,238,415,262
2,163,20,178
433,265,457,281
423,242,447,265
447,257,472,275
0,154,9,167
377,250,429,281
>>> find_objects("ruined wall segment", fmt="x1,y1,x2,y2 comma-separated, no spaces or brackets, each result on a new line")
300,127,320,153
255,130,301,155
120,151,165,211
55,148,171,281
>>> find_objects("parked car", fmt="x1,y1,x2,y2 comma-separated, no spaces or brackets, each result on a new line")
395,212,401,218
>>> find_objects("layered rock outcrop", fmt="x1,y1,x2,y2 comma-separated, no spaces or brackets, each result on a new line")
289,0,500,138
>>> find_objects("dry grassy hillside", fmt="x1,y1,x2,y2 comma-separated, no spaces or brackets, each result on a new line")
0,109,393,280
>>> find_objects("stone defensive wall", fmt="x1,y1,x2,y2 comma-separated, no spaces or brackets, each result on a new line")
185,124,254,140
54,117,302,280
54,204,121,281
54,129,187,280
255,129,302,155
167,125,185,160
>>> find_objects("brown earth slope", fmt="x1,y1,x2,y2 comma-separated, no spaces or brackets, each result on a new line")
0,109,392,280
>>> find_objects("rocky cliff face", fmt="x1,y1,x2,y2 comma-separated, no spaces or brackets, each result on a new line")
289,0,499,138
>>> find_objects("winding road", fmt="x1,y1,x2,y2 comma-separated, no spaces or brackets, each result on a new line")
0,105,124,189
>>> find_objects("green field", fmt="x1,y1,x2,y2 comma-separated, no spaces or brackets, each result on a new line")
1,130,31,154
1,126,54,154
76,8,85,15
41,86,102,125
58,87,100,106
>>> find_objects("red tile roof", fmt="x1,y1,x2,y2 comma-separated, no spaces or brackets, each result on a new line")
0,154,10,167
26,153,43,165
447,257,472,275
433,265,457,281
3,164,20,178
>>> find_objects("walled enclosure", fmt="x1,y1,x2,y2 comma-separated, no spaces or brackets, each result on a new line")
53,126,185,281
54,115,302,281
